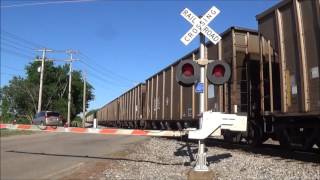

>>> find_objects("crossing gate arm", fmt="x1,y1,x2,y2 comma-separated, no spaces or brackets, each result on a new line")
0,124,187,137
0,112,246,139
188,111,248,139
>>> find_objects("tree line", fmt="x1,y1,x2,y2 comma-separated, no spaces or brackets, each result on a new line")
0,60,94,124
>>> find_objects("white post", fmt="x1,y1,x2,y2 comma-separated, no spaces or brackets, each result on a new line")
194,33,209,171
93,118,97,129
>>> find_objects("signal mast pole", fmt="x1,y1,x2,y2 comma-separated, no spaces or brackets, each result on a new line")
194,33,209,171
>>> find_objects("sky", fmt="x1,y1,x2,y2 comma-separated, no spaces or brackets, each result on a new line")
1,0,279,111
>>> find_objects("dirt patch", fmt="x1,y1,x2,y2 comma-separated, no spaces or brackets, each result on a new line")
60,160,116,180
187,170,217,180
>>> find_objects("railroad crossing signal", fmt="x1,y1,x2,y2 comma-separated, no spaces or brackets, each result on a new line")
177,6,230,87
180,6,222,45
178,6,227,172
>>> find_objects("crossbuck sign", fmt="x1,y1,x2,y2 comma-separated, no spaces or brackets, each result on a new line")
180,6,221,45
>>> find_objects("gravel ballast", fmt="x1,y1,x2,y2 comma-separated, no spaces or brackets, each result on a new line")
104,137,320,179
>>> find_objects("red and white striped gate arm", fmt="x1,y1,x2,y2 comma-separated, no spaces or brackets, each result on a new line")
0,124,187,137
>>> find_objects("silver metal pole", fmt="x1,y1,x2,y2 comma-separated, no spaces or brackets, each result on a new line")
37,49,46,113
199,34,205,114
194,33,209,172
67,55,73,126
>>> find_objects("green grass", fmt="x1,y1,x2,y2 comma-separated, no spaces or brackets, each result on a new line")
0,129,36,137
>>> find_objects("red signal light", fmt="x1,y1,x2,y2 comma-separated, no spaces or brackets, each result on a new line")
182,63,194,77
212,65,225,77
207,61,231,85
176,59,200,86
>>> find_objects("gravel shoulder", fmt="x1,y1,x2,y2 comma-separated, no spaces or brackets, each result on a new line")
65,137,320,179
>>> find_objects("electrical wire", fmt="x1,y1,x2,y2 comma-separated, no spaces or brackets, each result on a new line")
1,30,136,88
1,65,25,72
76,61,133,87
79,52,137,84
1,0,96,8
86,71,130,88
0,30,136,97
1,36,36,50
1,72,23,77
1,48,34,60
1,41,35,55
1,30,44,48
1,30,41,61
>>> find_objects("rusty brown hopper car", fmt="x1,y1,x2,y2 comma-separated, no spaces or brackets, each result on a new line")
118,83,146,128
85,114,94,123
257,0,320,114
256,0,320,149
144,46,200,129
97,83,146,128
144,27,267,130
96,98,119,126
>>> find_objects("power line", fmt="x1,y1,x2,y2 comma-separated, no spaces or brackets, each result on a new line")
84,76,128,93
78,59,137,87
77,65,134,88
0,30,137,109
1,30,137,87
1,30,44,48
79,52,137,85
75,57,135,87
0,72,23,77
89,80,128,96
1,41,37,61
1,36,36,50
1,65,25,72
1,41,35,54
79,63,132,87
1,30,42,62
1,48,34,60
1,0,96,8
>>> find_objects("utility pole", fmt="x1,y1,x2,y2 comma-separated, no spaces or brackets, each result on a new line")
36,48,53,113
82,71,86,128
66,50,78,126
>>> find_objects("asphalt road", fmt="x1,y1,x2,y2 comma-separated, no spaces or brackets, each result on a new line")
1,131,148,180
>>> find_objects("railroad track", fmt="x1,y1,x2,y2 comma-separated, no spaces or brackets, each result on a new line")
180,137,320,164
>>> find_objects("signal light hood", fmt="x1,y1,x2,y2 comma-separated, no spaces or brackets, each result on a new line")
207,61,231,85
176,59,200,86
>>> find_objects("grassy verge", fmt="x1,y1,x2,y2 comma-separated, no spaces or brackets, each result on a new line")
0,129,36,137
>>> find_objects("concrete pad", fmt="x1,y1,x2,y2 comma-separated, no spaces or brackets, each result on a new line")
188,170,216,180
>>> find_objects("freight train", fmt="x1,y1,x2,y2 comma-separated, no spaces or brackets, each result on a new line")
88,0,320,150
